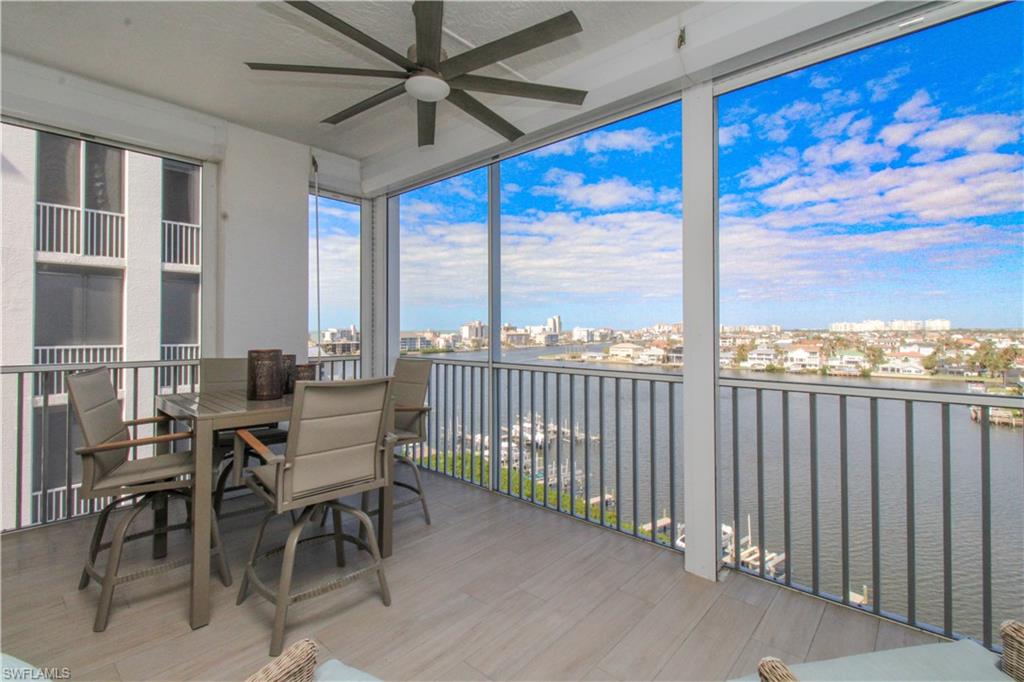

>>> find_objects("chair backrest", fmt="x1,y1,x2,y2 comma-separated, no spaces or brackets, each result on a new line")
279,378,393,508
200,357,248,391
392,358,431,407
66,367,129,498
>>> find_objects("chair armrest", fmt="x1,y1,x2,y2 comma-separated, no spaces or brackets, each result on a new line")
757,657,798,682
236,428,284,465
123,414,172,427
380,432,399,452
246,638,318,682
394,405,431,413
76,431,191,455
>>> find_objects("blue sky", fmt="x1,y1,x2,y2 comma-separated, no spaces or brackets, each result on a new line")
308,194,360,334
317,4,1023,333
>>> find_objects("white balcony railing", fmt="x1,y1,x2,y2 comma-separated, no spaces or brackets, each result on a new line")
159,343,200,389
33,345,123,394
83,208,126,258
35,202,81,254
162,220,201,266
35,203,125,258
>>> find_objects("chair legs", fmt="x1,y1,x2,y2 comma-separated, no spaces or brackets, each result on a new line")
94,498,150,632
79,497,119,590
270,506,316,656
396,453,431,525
242,501,392,657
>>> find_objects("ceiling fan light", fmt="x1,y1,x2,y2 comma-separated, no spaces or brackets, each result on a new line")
405,74,450,102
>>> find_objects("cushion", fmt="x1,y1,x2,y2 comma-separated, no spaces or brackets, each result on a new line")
314,659,380,682
733,639,1008,681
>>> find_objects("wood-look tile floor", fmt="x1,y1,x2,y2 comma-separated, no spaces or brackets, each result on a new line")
1,472,941,681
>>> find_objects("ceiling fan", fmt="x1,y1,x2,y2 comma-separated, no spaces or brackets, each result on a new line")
247,1,588,147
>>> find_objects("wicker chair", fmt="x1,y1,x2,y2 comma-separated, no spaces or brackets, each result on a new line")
236,378,396,656
246,639,319,682
66,367,232,632
757,620,1024,682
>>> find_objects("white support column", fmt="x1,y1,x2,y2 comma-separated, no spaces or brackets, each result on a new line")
681,81,720,582
385,195,400,374
200,160,220,358
487,162,501,489
360,194,392,378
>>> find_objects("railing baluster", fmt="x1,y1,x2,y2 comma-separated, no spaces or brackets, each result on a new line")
40,373,50,524
543,371,549,507
941,402,952,637
756,388,765,579
810,392,819,594
732,387,739,567
599,376,606,527
981,405,991,649
631,378,638,537
462,364,468,481
668,382,676,551
870,397,881,615
470,366,476,485
556,373,562,509
584,374,590,519
905,400,916,626
64,398,72,521
615,378,621,532
568,374,575,512
649,381,657,544
840,395,849,605
782,390,791,585
506,367,512,495
531,370,537,500
15,373,24,529
518,369,525,499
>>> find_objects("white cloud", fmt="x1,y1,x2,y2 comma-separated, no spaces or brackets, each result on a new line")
719,123,750,147
581,127,671,154
532,168,657,210
532,138,579,157
802,137,898,168
823,89,861,108
740,148,800,188
894,89,940,122
755,100,822,142
813,111,858,139
809,73,837,89
866,66,910,102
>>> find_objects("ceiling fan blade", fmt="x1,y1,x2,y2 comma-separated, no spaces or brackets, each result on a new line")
412,1,445,71
448,75,587,105
286,1,416,71
322,83,407,125
246,63,408,79
417,100,437,147
440,11,582,80
447,89,524,142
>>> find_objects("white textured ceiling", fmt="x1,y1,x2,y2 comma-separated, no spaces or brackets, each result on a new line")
0,1,692,160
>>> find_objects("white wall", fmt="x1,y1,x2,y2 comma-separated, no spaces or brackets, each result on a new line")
215,123,311,361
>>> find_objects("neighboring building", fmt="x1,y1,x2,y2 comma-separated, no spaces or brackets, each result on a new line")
925,319,952,331
636,347,666,365
608,342,644,360
502,330,531,346
785,346,822,372
533,332,559,346
545,315,562,334
460,320,487,341
1,123,203,524
572,327,595,343
399,334,433,352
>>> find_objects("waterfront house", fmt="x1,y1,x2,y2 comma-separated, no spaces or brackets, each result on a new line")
2,2,1022,681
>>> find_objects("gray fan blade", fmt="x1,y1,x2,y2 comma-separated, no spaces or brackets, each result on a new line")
246,63,408,79
440,11,582,79
322,83,407,125
413,2,444,71
418,100,437,146
448,75,587,105
287,1,416,70
447,89,524,141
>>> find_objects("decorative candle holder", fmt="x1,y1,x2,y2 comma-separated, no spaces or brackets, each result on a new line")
294,364,317,383
247,349,283,401
282,354,297,394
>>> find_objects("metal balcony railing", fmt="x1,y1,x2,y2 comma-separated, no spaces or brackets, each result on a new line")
33,345,123,394
159,343,200,389
35,203,125,258
161,220,201,266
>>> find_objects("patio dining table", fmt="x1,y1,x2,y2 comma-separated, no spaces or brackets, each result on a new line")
154,388,394,629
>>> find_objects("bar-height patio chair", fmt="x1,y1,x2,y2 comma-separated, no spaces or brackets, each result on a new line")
362,358,432,525
66,366,232,632
202,357,289,516
235,378,396,657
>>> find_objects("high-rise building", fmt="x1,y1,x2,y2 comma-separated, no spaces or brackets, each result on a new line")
1,123,203,522
546,315,562,334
